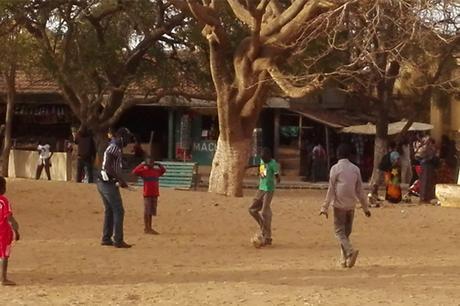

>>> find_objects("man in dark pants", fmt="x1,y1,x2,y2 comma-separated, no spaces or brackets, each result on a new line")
97,127,132,249
75,126,96,183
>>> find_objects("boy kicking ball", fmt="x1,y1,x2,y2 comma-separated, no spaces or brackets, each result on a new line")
320,143,371,268
249,147,280,248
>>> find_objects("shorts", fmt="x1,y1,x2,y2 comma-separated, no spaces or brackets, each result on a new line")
144,197,158,216
0,228,13,259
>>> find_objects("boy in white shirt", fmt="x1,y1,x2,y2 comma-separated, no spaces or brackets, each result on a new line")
36,141,53,180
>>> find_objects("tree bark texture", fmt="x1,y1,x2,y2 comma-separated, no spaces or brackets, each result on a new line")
208,137,252,197
93,130,110,168
1,70,15,177
369,136,387,187
208,83,267,196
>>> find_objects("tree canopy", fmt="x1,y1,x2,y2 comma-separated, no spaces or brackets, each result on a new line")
1,0,211,136
0,0,458,193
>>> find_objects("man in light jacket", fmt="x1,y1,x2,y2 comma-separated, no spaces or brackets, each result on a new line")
320,143,371,268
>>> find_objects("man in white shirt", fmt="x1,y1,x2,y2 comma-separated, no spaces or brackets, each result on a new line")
36,141,53,180
320,143,371,268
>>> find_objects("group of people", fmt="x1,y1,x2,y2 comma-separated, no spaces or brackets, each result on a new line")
34,126,98,183
1,128,455,285
97,127,166,248
370,133,443,205
249,143,371,269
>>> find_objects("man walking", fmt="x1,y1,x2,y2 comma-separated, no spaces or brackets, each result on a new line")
97,127,132,248
320,143,371,268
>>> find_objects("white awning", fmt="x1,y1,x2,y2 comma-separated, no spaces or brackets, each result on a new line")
341,120,433,135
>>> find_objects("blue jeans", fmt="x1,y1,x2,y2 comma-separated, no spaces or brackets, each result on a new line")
97,179,124,244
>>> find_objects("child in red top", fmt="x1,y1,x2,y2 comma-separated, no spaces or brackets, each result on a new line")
0,177,20,286
132,158,166,234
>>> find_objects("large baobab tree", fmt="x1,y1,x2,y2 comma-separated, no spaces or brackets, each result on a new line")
181,0,353,196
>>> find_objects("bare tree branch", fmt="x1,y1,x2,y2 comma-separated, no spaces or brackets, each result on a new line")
227,0,254,29
268,63,322,98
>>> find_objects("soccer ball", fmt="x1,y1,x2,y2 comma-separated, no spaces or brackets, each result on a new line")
251,234,264,248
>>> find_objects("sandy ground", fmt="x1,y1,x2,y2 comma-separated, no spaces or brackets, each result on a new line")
0,179,459,306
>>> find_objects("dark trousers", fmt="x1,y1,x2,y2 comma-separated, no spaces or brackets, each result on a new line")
77,158,94,183
334,208,355,258
97,180,124,244
249,190,274,239
36,159,51,180
311,159,326,182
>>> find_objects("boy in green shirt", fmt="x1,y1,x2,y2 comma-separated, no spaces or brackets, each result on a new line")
249,147,280,246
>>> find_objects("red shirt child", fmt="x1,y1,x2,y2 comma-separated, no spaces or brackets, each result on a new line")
0,177,20,286
0,195,13,260
132,160,166,197
132,159,166,234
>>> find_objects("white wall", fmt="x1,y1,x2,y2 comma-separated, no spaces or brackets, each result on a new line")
8,150,71,181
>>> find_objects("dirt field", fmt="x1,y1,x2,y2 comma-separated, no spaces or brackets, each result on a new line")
1,179,459,305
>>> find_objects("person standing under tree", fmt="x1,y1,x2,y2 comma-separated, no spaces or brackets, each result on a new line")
385,150,402,203
311,142,326,182
416,136,438,204
248,147,280,247
97,127,132,248
320,143,371,268
35,140,52,180
369,142,397,207
75,126,96,183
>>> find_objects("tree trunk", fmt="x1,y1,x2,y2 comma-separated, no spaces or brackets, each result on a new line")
369,60,399,186
1,72,15,177
208,136,252,197
370,111,389,186
93,129,109,169
369,136,387,185
207,83,266,197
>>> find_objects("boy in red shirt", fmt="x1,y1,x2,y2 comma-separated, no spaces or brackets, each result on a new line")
0,177,20,286
132,158,166,234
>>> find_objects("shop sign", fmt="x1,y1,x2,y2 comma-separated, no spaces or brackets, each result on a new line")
192,141,217,152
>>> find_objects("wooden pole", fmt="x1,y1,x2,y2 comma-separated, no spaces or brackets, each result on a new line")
298,115,303,150
325,126,331,172
168,109,174,160
274,109,280,159
149,131,155,158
